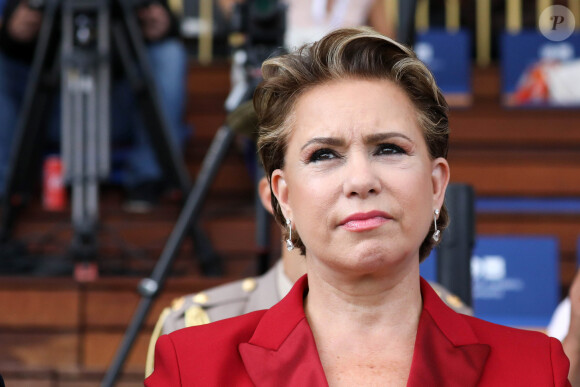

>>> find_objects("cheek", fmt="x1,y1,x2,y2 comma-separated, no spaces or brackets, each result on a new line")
288,168,335,207
410,172,436,234
287,175,336,238
391,167,434,225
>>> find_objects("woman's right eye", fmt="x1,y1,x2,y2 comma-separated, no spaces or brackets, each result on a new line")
308,148,338,163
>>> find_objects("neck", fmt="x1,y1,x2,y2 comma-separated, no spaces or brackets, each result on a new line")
304,259,422,338
303,257,422,386
282,251,308,283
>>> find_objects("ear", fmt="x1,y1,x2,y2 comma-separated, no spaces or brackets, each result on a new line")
431,157,450,210
258,176,274,215
271,169,292,220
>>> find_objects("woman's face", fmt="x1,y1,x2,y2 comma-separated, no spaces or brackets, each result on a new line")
271,78,449,277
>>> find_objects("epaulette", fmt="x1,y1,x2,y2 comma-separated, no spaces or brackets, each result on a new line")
146,276,261,377
176,276,259,310
429,282,473,316
146,307,171,378
163,277,260,331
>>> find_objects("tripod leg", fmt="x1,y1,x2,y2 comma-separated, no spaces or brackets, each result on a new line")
102,125,235,386
111,20,221,275
0,88,51,242
60,0,110,278
111,3,190,192
68,68,100,280
64,69,97,279
113,15,230,277
0,0,61,244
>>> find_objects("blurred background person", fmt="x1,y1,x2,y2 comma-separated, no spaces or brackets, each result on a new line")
218,0,395,46
0,0,189,212
282,0,394,48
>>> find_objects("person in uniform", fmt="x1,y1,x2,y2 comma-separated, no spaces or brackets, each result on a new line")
145,176,472,377
145,177,308,377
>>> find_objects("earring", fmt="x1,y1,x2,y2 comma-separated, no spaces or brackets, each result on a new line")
285,219,294,251
432,209,440,242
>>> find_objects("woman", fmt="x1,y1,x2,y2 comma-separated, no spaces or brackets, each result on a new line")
146,28,570,386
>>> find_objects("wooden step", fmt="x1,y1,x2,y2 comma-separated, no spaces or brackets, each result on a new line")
0,275,245,377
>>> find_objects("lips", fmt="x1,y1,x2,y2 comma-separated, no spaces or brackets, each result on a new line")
339,211,392,232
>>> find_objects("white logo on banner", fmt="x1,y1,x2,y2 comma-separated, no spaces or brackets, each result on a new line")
539,42,574,61
415,42,444,71
471,255,525,299
415,42,434,64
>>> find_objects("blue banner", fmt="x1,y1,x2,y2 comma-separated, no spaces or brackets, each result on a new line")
420,249,437,282
472,236,559,327
415,28,472,107
501,30,580,106
421,235,559,328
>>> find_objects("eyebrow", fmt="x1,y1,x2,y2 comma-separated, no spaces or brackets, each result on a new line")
364,132,414,143
300,137,344,151
300,132,413,151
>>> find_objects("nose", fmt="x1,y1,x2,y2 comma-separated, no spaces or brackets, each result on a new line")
342,153,381,199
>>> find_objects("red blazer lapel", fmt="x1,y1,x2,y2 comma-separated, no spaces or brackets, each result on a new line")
240,276,489,387
239,276,328,387
407,278,490,387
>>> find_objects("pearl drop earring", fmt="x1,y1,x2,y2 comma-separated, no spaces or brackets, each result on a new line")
286,219,294,251
432,209,440,242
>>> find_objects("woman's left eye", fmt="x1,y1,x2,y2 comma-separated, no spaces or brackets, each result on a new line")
375,143,406,155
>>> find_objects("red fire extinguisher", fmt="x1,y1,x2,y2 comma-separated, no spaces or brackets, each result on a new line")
43,155,67,211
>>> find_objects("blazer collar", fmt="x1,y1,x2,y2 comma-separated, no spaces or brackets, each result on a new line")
407,278,490,387
239,276,489,387
238,275,328,386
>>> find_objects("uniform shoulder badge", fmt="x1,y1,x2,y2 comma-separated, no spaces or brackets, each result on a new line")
160,277,261,333
185,305,211,327
429,281,473,316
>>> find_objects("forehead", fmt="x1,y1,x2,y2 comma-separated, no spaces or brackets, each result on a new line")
289,78,421,141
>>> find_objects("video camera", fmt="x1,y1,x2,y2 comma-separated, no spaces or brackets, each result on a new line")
229,0,286,67
27,0,155,12
25,0,159,61
231,0,285,46
0,0,191,279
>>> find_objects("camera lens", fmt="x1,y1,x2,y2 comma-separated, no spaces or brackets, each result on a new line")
74,13,95,46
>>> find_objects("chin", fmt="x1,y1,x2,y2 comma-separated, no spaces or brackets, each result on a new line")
342,241,407,274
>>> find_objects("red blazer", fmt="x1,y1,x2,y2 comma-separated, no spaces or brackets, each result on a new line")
146,276,570,386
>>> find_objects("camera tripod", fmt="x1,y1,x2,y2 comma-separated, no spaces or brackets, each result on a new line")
102,1,287,384
0,0,221,276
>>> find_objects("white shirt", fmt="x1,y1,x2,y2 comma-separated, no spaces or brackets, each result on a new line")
547,297,571,341
284,0,376,50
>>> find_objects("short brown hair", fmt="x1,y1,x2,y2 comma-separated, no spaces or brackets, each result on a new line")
255,27,449,261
